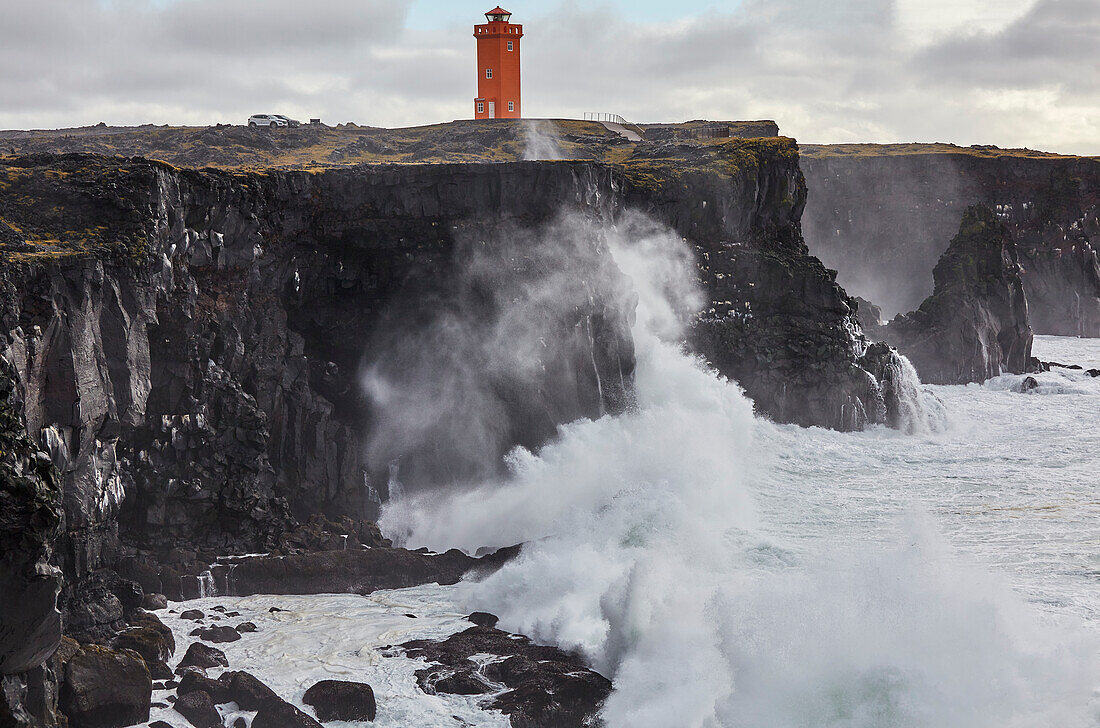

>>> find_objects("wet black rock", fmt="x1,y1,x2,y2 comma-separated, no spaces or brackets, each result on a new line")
141,593,169,611
235,622,258,633
401,625,611,728
884,205,1033,384
196,626,241,644
111,580,144,611
1019,376,1040,392
223,546,511,596
112,613,175,665
58,643,152,728
419,668,489,695
149,721,173,728
173,689,222,728
302,680,377,722
220,672,322,728
179,610,204,621
467,612,499,628
177,643,229,672
176,672,228,703
147,660,174,680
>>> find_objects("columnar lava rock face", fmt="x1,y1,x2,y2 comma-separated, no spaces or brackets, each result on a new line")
0,134,912,725
0,359,64,728
620,138,889,430
801,147,1100,337
0,154,634,643
883,205,1033,384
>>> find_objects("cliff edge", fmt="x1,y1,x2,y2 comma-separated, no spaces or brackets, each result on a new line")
884,205,1033,384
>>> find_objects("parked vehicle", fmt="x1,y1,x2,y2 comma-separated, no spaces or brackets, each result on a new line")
272,115,301,128
247,114,288,128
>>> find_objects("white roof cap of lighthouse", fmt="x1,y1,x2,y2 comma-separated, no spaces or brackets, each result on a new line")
485,7,512,22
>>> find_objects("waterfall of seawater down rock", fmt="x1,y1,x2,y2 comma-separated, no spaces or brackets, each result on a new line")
380,219,1100,728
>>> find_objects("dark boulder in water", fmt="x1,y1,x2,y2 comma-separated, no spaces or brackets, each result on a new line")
196,626,241,644
178,669,321,726
884,205,1033,384
401,625,611,728
302,679,377,722
467,611,499,628
113,611,175,664
177,642,229,672
176,671,229,702
173,689,222,728
57,643,152,728
221,671,323,728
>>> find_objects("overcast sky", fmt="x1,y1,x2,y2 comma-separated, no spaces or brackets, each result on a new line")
2,0,1097,154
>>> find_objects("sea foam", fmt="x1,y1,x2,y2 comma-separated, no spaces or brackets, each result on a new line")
381,217,1100,728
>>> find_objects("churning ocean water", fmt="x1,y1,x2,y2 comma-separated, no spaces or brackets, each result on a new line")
382,221,1100,728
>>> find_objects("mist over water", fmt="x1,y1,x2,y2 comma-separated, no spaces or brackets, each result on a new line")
380,216,1100,727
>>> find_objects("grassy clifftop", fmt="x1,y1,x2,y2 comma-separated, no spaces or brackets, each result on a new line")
0,155,159,264
800,142,1091,160
0,119,799,265
0,119,786,171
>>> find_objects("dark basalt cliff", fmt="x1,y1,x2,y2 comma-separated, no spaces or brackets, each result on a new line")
0,155,632,670
621,139,887,430
0,362,64,727
801,148,1100,337
883,206,1033,384
0,141,906,724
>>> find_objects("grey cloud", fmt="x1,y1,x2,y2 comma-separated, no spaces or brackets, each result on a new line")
0,0,1096,154
158,0,405,53
916,0,1100,92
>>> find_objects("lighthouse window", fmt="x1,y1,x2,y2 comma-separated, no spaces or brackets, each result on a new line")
508,101,515,112
486,68,493,79
478,102,484,114
507,40,513,51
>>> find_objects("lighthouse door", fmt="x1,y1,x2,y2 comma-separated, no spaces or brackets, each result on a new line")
488,101,496,119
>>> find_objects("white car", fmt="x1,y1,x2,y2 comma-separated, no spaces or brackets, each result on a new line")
247,114,288,128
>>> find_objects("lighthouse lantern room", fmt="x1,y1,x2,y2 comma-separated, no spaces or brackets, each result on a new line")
474,7,522,119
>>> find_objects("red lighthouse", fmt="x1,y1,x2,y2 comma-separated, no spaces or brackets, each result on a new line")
474,7,522,119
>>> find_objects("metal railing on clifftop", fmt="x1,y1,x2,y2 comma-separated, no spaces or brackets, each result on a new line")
583,112,629,124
